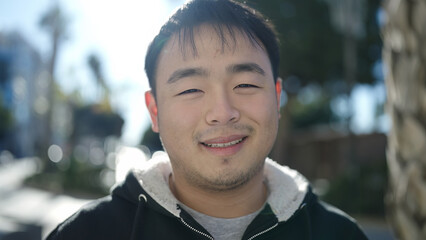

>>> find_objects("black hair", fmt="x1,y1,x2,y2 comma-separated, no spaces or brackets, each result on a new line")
144,0,280,97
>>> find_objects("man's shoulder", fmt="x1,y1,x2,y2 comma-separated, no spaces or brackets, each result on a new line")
46,195,136,240
311,200,357,225
306,195,368,239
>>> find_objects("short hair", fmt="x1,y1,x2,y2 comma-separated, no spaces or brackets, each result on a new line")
144,0,280,97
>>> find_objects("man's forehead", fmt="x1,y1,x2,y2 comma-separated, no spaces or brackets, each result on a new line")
161,24,265,59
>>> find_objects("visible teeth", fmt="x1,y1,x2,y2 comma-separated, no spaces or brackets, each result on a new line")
204,138,244,148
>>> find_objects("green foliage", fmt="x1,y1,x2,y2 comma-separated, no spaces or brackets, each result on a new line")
240,0,382,85
140,126,163,153
241,0,342,84
289,94,337,129
356,0,383,84
0,97,13,138
26,103,124,197
25,155,109,198
321,161,388,216
61,156,108,196
71,104,124,141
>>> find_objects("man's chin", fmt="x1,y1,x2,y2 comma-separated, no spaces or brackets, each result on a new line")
196,168,260,192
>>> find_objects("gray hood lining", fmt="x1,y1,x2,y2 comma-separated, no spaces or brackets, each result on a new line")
132,152,308,222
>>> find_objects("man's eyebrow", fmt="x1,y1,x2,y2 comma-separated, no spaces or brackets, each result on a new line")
167,68,208,84
226,63,265,76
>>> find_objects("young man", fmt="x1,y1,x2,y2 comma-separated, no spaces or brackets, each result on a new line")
47,0,368,239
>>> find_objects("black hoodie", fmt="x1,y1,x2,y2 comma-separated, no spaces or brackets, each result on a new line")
46,155,368,240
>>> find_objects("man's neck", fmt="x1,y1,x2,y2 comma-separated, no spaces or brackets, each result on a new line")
169,172,268,218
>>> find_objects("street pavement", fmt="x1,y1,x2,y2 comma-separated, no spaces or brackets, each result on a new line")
0,158,90,239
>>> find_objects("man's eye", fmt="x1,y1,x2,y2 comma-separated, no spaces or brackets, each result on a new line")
178,89,202,95
235,84,259,89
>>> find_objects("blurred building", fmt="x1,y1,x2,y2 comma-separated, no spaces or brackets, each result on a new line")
0,31,48,158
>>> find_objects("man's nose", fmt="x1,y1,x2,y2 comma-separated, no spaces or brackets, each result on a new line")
205,92,240,125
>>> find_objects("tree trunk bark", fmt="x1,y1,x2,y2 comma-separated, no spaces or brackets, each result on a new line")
382,0,426,239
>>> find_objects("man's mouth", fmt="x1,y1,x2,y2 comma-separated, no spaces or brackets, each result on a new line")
201,137,247,148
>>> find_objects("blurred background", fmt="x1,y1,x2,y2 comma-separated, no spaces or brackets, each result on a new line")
0,0,398,239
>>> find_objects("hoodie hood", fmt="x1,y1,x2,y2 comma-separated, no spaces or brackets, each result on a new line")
264,159,309,221
48,153,368,240
113,151,309,222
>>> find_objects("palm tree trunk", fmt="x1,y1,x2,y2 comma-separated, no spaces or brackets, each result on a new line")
382,0,426,239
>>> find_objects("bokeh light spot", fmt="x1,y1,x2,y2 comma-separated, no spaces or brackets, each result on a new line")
48,144,63,163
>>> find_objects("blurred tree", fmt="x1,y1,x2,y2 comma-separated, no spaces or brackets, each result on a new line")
0,57,12,138
88,53,110,103
70,54,123,142
71,105,124,141
140,127,163,154
382,0,426,239
323,160,387,216
0,97,13,138
289,92,337,129
39,4,69,159
240,0,381,87
242,0,342,85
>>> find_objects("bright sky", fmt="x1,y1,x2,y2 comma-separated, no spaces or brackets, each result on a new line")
0,0,185,145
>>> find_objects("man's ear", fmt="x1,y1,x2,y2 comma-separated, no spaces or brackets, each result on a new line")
275,78,282,116
145,91,159,133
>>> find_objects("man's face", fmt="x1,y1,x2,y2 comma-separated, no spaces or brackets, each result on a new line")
146,26,281,191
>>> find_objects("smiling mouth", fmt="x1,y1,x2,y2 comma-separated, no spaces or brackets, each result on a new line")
201,137,247,148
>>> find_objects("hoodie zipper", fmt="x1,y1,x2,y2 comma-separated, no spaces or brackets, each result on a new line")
180,218,214,240
179,216,278,240
246,222,278,240
246,203,308,240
